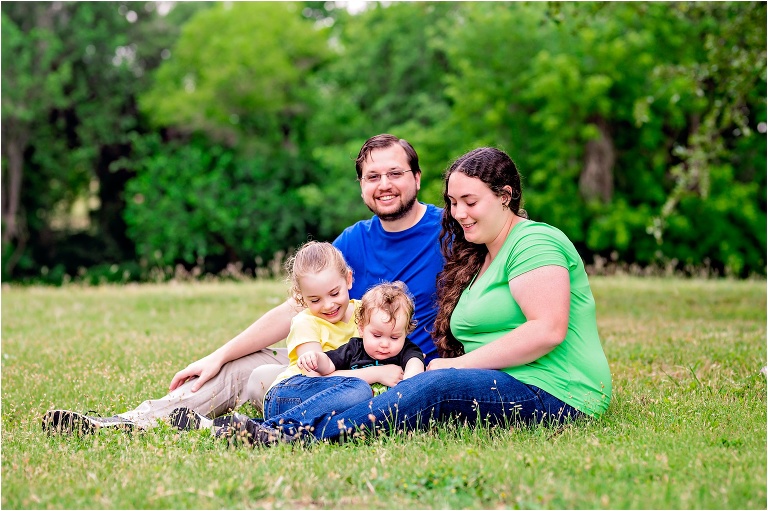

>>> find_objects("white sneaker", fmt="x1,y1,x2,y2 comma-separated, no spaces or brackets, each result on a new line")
41,410,134,435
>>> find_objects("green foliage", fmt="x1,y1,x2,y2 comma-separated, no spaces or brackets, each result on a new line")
2,1,209,279
307,2,454,140
432,1,766,275
665,164,766,276
139,1,329,148
125,3,334,268
123,133,318,270
2,5,85,246
3,1,766,280
650,2,767,241
2,278,765,508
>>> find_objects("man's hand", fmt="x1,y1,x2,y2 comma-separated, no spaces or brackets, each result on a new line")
168,353,223,392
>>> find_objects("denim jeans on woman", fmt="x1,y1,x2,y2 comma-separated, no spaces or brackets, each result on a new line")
265,368,582,441
262,375,374,437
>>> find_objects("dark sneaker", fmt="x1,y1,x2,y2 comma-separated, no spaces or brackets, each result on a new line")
42,410,134,435
169,407,205,430
212,415,234,429
215,413,283,447
213,415,263,428
170,409,252,431
214,412,253,446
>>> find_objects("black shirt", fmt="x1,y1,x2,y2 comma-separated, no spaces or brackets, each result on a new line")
326,337,424,371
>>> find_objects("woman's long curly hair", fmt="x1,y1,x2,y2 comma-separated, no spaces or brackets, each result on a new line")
431,148,528,358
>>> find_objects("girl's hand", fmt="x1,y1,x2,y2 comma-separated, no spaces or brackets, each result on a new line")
297,352,320,373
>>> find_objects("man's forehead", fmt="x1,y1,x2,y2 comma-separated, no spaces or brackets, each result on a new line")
362,145,408,170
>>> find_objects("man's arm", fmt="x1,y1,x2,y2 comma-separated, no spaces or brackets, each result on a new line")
169,298,300,392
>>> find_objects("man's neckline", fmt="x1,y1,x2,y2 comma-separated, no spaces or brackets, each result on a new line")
379,202,429,233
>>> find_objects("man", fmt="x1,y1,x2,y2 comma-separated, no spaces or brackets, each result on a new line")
42,134,445,433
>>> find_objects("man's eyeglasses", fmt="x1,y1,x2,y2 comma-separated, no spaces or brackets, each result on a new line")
359,169,413,184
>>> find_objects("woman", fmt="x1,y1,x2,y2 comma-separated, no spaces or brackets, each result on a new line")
426,147,612,420
236,147,612,445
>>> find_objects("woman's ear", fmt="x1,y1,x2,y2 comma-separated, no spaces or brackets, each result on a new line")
502,185,515,205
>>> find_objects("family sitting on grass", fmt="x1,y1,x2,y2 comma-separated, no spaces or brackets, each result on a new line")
42,134,612,445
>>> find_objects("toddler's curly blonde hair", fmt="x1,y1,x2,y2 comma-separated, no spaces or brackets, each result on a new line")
355,281,417,334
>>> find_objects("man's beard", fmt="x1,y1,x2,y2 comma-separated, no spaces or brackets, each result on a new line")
367,193,418,222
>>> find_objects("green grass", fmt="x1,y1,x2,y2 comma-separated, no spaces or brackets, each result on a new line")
2,277,766,509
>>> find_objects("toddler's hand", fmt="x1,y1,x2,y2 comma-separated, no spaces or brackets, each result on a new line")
376,365,404,387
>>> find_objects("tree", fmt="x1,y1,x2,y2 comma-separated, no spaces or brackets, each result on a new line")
647,2,767,250
2,5,72,272
139,1,329,149
1,1,208,280
302,1,457,238
126,2,331,270
435,1,766,275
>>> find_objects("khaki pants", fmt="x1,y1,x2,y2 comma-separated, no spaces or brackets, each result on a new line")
117,348,289,428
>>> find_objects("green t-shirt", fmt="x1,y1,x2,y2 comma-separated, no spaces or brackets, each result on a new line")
449,221,612,417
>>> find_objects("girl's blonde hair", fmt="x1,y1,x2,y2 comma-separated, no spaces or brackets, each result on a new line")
355,281,417,334
285,241,352,307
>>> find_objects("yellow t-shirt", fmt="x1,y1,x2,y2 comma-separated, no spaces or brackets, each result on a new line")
267,299,360,395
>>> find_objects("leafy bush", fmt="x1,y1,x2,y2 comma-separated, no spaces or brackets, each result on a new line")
123,134,319,273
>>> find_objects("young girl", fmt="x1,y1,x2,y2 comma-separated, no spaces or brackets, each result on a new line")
222,280,424,446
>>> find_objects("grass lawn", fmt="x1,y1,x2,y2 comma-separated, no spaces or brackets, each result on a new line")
2,277,766,509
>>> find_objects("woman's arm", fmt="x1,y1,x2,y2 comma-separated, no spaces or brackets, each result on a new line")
333,365,404,387
427,265,570,371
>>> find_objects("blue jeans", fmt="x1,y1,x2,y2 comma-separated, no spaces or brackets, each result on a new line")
289,369,583,442
262,375,373,437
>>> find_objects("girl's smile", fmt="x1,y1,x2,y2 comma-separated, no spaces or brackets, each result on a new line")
298,267,354,324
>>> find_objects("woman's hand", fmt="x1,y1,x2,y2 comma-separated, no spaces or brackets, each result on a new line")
426,357,466,371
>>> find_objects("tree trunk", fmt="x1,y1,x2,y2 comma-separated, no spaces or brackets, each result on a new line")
579,117,615,203
2,132,26,244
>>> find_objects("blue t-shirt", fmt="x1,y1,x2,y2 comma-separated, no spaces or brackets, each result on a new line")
333,203,444,362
